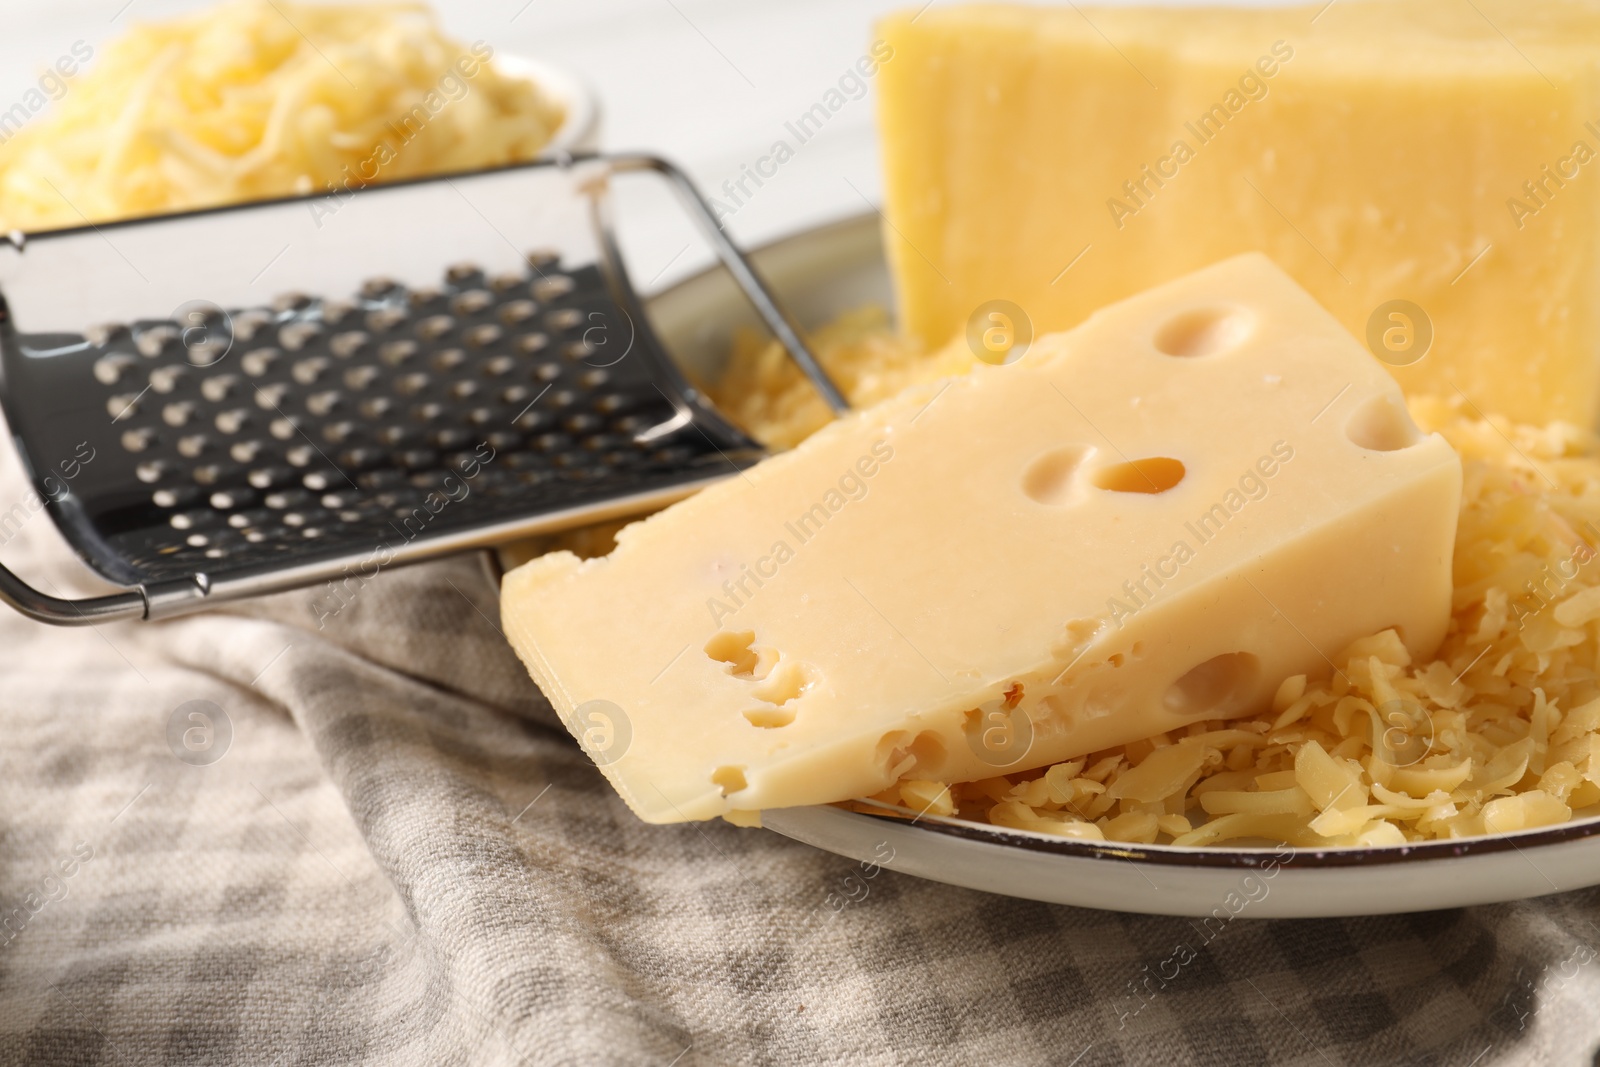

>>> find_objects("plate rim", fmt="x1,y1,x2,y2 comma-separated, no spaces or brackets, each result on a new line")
825,800,1600,869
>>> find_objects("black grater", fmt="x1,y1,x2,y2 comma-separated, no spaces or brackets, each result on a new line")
0,153,848,625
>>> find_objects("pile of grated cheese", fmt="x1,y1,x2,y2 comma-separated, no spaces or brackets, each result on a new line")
0,0,564,231
719,321,1600,846
710,306,971,451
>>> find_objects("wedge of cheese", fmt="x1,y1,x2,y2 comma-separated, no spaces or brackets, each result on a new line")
877,0,1600,426
502,255,1461,823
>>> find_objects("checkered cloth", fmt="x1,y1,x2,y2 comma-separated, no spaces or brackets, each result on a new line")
1,451,1599,1067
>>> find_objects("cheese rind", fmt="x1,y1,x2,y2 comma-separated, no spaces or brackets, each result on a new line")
877,0,1600,426
502,254,1461,823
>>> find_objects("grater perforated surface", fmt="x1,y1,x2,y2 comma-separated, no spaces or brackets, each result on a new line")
1,251,760,587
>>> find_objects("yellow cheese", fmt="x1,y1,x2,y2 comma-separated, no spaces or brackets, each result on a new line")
877,0,1600,426
501,255,1461,823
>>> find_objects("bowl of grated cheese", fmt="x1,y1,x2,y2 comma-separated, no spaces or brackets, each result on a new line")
0,0,597,232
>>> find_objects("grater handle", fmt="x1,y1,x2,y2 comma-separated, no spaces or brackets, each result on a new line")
0,562,145,626
605,154,852,415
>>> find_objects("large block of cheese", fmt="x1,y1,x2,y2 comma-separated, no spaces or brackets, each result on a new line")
877,1,1600,426
502,255,1461,823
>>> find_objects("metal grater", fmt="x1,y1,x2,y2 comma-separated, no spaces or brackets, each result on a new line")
0,153,848,625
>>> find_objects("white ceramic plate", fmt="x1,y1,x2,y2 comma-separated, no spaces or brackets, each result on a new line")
646,213,1600,919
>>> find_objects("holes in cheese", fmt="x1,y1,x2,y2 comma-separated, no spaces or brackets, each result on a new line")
909,731,948,777
709,631,813,727
705,630,768,678
1154,307,1254,359
1345,394,1424,453
712,766,748,796
743,659,815,727
1021,445,1092,505
1091,457,1187,495
499,254,1463,824
878,729,949,779
743,707,796,729
876,731,916,778
752,660,812,707
1162,652,1263,718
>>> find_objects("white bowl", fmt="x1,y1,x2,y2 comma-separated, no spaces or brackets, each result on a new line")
493,54,601,157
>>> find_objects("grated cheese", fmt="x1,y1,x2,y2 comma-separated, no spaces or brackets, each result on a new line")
0,1,564,231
